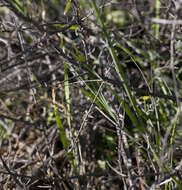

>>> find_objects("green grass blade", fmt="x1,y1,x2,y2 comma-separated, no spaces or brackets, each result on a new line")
80,85,117,122
64,63,71,128
154,0,161,39
90,0,145,130
64,0,72,15
54,105,68,150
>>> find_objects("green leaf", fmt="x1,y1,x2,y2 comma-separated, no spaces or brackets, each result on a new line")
13,0,25,14
64,0,71,15
54,106,68,150
69,25,78,30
